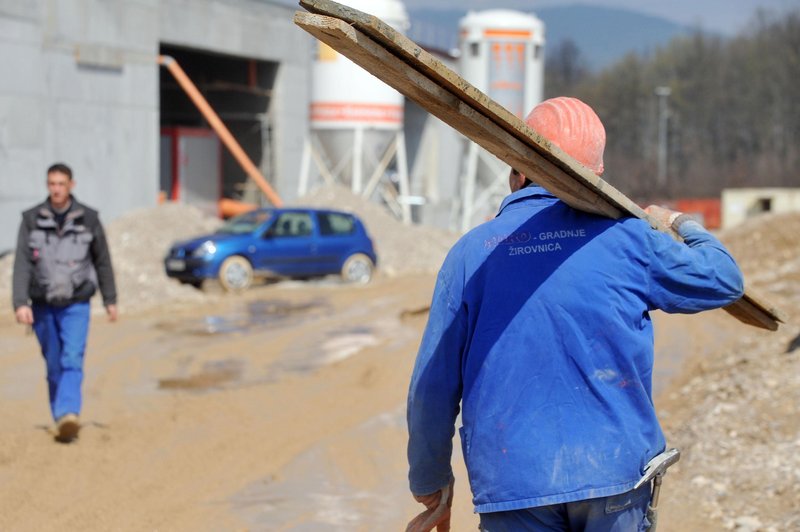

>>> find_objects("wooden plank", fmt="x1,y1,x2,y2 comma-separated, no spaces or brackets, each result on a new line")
293,8,785,330
725,288,786,331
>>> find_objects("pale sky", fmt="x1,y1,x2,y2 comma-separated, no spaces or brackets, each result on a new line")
395,0,799,35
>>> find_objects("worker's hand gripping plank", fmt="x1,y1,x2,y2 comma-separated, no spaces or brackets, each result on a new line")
294,0,785,331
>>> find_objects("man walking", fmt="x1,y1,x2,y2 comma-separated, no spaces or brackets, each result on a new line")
12,162,117,443
406,97,744,531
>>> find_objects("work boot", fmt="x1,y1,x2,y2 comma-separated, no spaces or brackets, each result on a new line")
55,413,80,443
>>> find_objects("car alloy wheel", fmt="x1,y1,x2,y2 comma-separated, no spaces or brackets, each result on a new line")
341,253,374,284
218,255,254,292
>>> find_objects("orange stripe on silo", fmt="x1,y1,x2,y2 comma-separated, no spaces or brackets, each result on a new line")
484,29,532,39
310,102,403,124
491,81,523,90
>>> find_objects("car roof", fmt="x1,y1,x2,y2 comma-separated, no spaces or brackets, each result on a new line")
252,207,359,217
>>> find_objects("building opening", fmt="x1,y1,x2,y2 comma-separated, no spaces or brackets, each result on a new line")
159,44,278,215
752,197,773,215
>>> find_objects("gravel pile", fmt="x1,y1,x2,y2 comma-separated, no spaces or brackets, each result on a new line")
0,253,13,315
718,211,800,311
103,203,223,314
659,211,800,530
295,184,459,277
662,327,800,530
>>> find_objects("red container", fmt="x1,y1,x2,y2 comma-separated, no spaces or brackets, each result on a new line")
674,198,721,230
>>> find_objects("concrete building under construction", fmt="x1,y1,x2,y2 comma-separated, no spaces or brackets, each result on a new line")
0,0,312,252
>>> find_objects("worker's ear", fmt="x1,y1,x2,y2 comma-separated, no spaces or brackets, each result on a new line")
509,169,526,192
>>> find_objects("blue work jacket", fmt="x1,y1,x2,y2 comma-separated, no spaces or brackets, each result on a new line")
407,185,744,513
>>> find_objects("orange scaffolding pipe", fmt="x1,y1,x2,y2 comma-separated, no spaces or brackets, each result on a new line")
158,55,283,208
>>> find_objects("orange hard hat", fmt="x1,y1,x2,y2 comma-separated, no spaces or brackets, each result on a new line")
525,97,606,176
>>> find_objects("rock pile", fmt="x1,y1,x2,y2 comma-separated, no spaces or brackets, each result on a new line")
659,211,800,530
102,203,223,314
662,327,800,530
0,252,13,317
719,211,800,311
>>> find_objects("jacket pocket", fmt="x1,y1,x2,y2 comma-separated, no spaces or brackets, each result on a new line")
68,231,94,261
28,230,46,261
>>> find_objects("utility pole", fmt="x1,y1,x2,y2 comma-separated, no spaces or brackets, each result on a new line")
655,86,671,188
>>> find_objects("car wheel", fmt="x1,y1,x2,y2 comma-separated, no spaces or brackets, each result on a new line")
341,253,374,284
218,256,254,292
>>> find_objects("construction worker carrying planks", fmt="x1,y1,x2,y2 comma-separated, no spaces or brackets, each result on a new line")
405,97,744,532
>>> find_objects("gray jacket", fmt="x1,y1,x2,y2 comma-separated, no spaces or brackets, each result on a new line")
12,197,117,309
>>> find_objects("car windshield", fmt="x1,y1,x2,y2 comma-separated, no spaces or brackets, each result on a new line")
216,211,272,235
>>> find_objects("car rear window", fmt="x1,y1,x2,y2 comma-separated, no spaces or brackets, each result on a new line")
270,212,314,237
318,212,355,236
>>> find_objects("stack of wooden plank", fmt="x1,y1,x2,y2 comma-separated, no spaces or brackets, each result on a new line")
294,0,784,331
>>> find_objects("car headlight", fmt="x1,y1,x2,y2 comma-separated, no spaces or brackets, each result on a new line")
192,241,217,258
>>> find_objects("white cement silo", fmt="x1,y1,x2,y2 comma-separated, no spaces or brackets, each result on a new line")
457,9,545,230
459,9,545,118
299,0,412,222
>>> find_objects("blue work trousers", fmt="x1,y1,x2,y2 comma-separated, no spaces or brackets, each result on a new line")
32,302,91,421
479,483,652,532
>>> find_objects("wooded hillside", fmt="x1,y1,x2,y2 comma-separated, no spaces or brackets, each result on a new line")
546,10,800,201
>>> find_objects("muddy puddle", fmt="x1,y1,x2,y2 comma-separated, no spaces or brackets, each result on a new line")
153,297,414,392
268,325,382,374
158,359,244,391
155,298,330,336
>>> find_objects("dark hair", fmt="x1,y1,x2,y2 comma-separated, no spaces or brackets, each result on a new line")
47,163,73,180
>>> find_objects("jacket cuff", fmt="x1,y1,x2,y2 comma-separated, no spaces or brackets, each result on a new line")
671,213,696,232
675,219,707,239
410,474,454,497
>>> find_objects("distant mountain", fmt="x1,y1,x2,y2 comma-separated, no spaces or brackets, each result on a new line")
408,4,692,71
538,5,690,69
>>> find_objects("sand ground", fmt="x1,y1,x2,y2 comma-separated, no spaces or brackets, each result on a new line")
0,272,794,531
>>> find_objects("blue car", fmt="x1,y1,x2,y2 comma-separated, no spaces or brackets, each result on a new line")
164,208,378,291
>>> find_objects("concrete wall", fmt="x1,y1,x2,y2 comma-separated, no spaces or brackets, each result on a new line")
0,0,160,251
404,53,463,231
0,0,310,252
406,101,462,230
721,188,800,229
0,1,47,252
